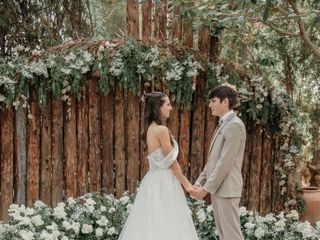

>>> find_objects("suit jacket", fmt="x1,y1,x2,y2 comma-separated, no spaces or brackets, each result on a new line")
196,112,246,198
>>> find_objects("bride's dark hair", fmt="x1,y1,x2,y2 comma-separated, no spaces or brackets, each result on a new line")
142,92,166,141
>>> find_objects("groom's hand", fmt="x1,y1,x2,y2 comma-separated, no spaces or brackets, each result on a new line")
192,186,208,199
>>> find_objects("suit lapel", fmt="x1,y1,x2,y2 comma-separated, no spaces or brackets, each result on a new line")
208,113,236,154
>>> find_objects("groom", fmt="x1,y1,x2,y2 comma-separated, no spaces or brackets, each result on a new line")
192,84,246,240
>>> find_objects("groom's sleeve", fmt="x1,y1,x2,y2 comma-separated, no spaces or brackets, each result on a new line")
203,122,245,195
195,165,208,186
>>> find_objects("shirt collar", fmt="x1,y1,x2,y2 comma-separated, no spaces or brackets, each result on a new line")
219,110,234,124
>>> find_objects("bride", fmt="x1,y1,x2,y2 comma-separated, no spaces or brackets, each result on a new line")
118,92,199,240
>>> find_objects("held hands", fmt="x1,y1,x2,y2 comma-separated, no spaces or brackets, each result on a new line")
184,184,198,194
190,184,208,199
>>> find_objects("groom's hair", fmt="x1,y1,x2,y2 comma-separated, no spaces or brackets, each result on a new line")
209,84,238,109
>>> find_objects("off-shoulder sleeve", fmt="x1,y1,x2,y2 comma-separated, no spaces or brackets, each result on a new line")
155,140,179,169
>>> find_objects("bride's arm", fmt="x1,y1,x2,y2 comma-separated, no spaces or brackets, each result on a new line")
170,161,193,193
158,127,193,193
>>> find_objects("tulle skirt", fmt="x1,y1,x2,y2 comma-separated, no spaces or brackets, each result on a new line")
118,168,199,240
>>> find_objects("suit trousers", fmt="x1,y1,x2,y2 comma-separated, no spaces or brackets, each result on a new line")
211,196,244,240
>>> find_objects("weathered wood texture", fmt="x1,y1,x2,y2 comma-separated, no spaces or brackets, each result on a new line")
0,84,281,219
0,106,13,221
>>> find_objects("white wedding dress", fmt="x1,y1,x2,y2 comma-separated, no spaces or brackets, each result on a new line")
118,139,199,240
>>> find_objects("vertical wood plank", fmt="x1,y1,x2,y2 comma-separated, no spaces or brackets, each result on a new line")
142,0,152,40
248,125,263,211
64,95,77,198
126,0,139,38
190,80,206,182
126,0,141,192
51,97,64,206
155,0,167,41
182,6,193,48
77,83,89,196
140,90,148,179
115,83,125,197
127,92,140,192
88,79,101,192
168,4,182,151
140,0,152,178
101,92,114,194
241,121,251,207
15,104,27,205
205,34,219,164
167,100,180,144
190,27,209,182
210,35,220,61
204,111,217,159
259,129,273,215
179,10,193,176
26,90,40,207
40,94,52,205
171,6,182,40
0,106,14,221
272,136,284,213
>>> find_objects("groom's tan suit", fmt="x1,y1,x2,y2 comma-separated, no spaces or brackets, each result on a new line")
196,111,246,240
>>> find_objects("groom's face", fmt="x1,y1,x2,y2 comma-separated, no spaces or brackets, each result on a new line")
209,97,228,117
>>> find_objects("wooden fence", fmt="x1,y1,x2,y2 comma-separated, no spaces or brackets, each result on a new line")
0,0,282,220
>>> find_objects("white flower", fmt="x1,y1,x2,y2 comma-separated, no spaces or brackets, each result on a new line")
98,45,105,52
8,204,20,212
288,199,297,206
255,227,265,238
53,204,67,219
244,222,255,229
40,230,53,240
32,215,44,226
120,196,130,205
65,52,76,62
108,207,116,214
275,219,286,231
97,216,109,226
100,206,107,212
286,210,299,220
72,222,80,234
85,198,96,205
82,50,93,62
61,68,72,75
316,221,320,230
18,216,32,226
34,200,46,208
81,223,93,234
19,230,34,240
239,206,248,216
67,197,76,204
196,209,206,223
81,66,90,74
96,227,104,237
46,222,58,231
62,220,72,230
61,237,69,240
127,203,133,212
84,204,95,212
107,227,117,235
32,49,41,56
109,52,124,76
206,205,213,213
165,62,184,81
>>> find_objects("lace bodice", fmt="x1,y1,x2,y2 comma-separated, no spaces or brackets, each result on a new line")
147,139,179,170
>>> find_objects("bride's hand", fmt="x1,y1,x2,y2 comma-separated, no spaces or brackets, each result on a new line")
185,184,196,194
